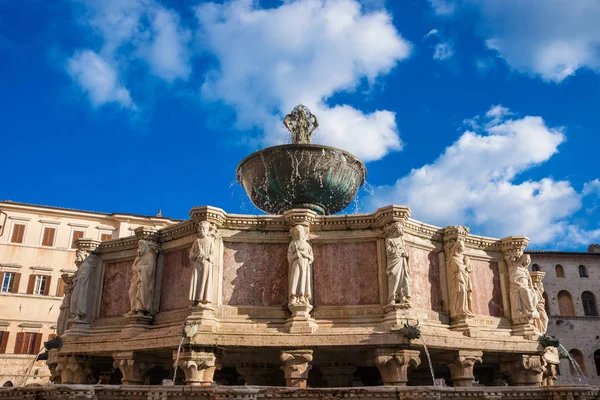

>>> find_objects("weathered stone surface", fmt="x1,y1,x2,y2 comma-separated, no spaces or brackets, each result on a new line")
471,260,504,317
160,248,193,312
101,261,133,318
408,246,442,311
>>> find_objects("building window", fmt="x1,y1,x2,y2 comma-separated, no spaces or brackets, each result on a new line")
0,331,9,354
558,291,575,316
1,272,16,293
555,264,565,278
70,229,85,249
594,350,600,376
100,233,113,241
569,349,587,376
14,332,41,355
10,223,26,244
41,226,57,247
578,265,589,278
582,291,598,316
532,264,541,271
26,274,51,296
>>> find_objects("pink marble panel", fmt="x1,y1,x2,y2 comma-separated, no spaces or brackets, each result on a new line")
100,260,133,318
408,246,442,311
471,260,503,317
313,242,379,306
160,248,193,312
222,242,288,306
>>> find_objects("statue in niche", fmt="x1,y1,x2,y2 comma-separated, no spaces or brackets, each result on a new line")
384,223,411,307
287,225,313,305
128,239,159,315
445,237,474,317
56,274,74,335
506,251,540,323
70,249,98,323
532,276,548,333
189,221,215,306
284,104,319,144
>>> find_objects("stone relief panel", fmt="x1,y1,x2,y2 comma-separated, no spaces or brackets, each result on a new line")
100,261,133,318
313,241,379,306
160,248,193,312
222,242,288,307
470,259,504,317
407,246,442,311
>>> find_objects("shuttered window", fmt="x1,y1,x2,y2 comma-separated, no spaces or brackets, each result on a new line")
0,332,9,354
70,230,85,249
100,233,113,241
1,272,21,293
14,332,41,355
10,224,26,243
56,277,66,296
27,275,51,296
41,227,56,247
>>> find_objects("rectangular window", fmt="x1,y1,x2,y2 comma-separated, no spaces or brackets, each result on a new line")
10,223,26,243
33,275,47,295
100,233,113,241
15,332,40,355
70,230,85,249
1,272,15,293
41,227,56,247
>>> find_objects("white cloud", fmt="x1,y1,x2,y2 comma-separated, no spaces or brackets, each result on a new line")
196,0,411,161
370,106,587,245
433,42,454,60
67,50,135,109
428,0,456,16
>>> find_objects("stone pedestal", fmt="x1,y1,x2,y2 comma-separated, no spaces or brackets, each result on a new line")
237,363,277,385
382,305,415,329
174,349,219,386
65,320,91,336
321,363,356,387
511,321,539,340
449,316,480,338
187,304,219,332
113,351,154,385
120,313,153,338
284,303,318,333
280,349,313,388
447,350,482,387
373,348,421,386
55,354,93,384
499,355,543,386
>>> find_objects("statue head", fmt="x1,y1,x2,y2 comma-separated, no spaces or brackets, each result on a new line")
384,222,403,238
197,221,211,238
75,249,90,267
290,225,309,241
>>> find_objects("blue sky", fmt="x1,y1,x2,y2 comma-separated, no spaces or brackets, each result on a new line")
1,0,599,249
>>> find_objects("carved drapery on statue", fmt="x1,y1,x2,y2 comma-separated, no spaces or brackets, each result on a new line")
443,226,474,318
531,272,548,334
384,223,411,308
70,248,99,323
287,224,313,306
128,239,159,315
189,221,215,305
56,274,74,335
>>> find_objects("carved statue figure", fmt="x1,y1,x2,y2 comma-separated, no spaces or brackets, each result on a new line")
445,238,474,317
70,249,98,323
128,239,159,315
189,222,215,305
283,104,319,144
506,251,540,323
532,277,548,334
384,223,411,307
56,274,74,335
287,225,313,305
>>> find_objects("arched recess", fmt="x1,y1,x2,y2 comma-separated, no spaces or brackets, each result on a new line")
582,291,598,316
532,264,541,271
569,349,587,376
558,291,575,316
2,381,13,387
556,264,565,278
579,265,589,278
542,292,550,315
594,350,600,376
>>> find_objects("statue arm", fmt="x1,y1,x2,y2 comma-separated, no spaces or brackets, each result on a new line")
189,241,199,263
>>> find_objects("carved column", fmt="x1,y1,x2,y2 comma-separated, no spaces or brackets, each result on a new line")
113,351,154,385
321,363,357,387
447,350,482,387
187,206,226,332
499,354,543,386
373,348,421,386
280,349,313,388
443,226,478,337
174,348,219,386
283,209,318,334
237,363,278,385
55,354,93,384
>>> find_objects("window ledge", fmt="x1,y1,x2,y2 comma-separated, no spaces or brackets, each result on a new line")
0,292,63,300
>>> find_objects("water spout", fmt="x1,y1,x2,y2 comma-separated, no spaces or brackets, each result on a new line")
558,344,587,384
172,322,198,385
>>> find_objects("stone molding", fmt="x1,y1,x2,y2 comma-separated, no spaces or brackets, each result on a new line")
112,351,155,385
499,354,544,386
280,349,313,388
373,348,421,386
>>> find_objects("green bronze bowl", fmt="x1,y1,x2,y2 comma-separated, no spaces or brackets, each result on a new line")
236,144,367,215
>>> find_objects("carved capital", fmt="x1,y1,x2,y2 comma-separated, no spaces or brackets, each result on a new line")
374,205,411,228
283,208,317,227
501,236,530,259
189,206,227,227
75,238,101,253
174,349,219,386
447,350,482,387
280,349,313,388
443,225,470,244
373,348,421,386
113,351,154,385
55,355,94,384
133,226,159,241
500,354,543,386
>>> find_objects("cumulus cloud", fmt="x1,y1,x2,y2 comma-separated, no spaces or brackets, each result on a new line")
369,105,586,245
67,50,135,109
428,0,457,16
423,28,454,61
196,0,411,161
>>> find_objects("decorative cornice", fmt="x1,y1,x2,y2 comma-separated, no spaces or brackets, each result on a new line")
443,225,469,244
134,226,159,241
75,238,101,253
501,236,530,257
283,208,317,226
373,205,411,227
189,206,227,227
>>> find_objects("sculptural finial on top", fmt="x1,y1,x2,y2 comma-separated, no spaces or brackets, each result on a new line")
284,104,319,144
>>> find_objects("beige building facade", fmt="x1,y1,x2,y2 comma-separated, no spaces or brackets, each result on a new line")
528,247,600,385
0,201,176,387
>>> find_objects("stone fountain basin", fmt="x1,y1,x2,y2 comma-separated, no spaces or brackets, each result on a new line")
236,144,366,215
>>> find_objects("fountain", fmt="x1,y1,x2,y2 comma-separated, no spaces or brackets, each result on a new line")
2,106,597,399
